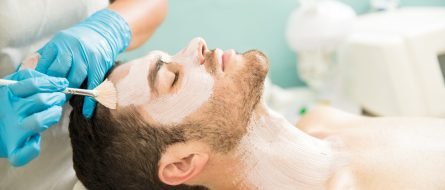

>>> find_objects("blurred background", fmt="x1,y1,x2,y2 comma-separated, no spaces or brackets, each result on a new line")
119,0,445,88
119,0,445,121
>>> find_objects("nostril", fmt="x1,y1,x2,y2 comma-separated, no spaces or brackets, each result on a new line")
201,44,206,56
198,43,207,64
200,43,207,55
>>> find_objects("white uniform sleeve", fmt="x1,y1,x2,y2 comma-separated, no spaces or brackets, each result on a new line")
0,0,109,77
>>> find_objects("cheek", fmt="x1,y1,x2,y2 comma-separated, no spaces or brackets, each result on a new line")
143,65,214,125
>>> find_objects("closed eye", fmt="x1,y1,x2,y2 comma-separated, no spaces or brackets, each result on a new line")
171,72,179,87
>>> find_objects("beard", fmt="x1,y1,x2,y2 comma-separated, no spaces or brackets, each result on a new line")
181,50,269,153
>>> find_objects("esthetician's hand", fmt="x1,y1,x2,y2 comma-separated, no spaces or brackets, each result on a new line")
35,9,131,118
0,70,68,166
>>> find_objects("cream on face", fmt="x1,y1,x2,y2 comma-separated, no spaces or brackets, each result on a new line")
116,56,153,107
145,55,214,125
115,38,214,125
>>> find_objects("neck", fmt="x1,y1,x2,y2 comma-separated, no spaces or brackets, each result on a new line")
210,104,336,190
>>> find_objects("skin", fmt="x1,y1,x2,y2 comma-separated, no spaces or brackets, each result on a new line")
107,37,333,190
298,106,445,190
107,36,335,189
107,37,270,188
108,37,267,126
109,0,168,50
109,38,217,125
107,37,445,189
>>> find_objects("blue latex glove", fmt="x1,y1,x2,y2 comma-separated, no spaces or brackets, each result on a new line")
35,9,131,118
0,70,68,167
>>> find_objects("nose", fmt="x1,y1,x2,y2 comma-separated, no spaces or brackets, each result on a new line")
197,38,208,64
177,37,209,65
187,37,208,64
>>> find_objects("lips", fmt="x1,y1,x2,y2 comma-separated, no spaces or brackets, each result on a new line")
214,49,235,72
223,49,235,69
214,49,224,71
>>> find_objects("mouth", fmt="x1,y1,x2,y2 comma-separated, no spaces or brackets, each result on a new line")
214,49,236,72
215,49,224,71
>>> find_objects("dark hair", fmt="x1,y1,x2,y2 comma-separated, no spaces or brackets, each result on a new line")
68,78,208,190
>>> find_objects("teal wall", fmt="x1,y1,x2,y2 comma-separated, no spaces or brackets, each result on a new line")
119,0,445,88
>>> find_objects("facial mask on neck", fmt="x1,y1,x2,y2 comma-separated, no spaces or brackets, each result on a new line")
237,109,334,190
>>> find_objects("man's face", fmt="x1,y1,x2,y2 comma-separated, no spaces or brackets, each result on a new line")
108,37,268,151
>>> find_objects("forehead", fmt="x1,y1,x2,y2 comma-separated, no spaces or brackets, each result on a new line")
109,50,169,81
109,51,169,107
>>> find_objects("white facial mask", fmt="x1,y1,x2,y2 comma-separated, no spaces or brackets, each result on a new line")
116,40,214,125
144,52,214,125
116,56,153,107
237,108,334,190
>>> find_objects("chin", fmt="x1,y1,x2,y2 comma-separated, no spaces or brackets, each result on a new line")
237,49,269,112
243,49,269,75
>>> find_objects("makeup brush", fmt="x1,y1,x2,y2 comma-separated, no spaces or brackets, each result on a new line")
0,79,117,109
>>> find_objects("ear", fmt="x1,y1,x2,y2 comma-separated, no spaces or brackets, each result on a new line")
158,143,210,186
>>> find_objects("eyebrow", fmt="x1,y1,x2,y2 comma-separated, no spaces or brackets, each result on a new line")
149,57,165,94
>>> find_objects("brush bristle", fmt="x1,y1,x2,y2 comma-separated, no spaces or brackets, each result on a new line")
94,79,117,109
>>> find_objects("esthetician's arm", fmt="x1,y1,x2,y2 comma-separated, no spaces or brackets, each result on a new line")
109,0,168,50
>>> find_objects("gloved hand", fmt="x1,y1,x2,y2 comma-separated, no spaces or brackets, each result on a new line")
35,9,131,118
0,70,68,167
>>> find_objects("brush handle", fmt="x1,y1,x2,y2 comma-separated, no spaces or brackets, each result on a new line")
0,79,97,98
0,79,15,85
63,88,97,98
